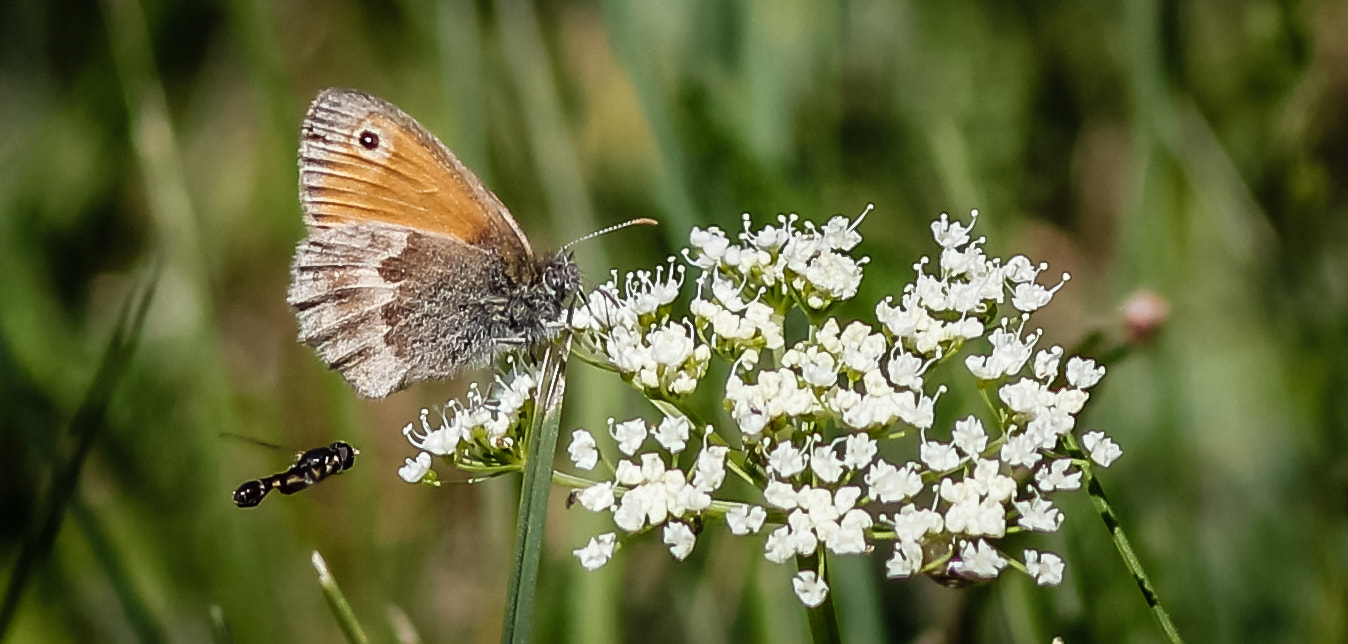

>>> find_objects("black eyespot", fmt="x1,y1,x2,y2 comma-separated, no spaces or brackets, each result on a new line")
358,131,380,150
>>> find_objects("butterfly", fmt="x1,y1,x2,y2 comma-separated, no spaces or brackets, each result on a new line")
287,89,582,398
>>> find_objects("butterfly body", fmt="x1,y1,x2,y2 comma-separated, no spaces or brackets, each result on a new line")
289,89,579,398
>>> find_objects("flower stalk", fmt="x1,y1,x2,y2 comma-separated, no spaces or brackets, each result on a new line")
1065,434,1184,644
501,340,570,644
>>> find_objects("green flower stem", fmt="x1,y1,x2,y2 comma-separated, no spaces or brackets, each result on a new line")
502,341,570,644
456,462,525,477
552,470,598,490
1063,434,1184,644
568,347,616,372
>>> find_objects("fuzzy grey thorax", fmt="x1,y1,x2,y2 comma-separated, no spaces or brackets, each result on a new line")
494,251,580,343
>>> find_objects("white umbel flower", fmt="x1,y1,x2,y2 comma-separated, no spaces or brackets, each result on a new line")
542,209,1119,606
568,430,599,470
792,570,830,608
726,504,767,535
398,452,432,483
574,533,617,571
1082,431,1123,467
663,522,697,560
1024,549,1065,586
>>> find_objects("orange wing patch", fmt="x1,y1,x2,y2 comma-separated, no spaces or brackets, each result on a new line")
298,89,533,267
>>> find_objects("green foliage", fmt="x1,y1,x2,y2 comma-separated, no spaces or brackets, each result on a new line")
1,0,1345,642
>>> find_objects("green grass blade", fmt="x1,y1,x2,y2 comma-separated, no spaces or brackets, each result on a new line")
502,340,571,644
71,499,166,644
0,255,161,637
311,551,370,644
209,604,233,644
598,0,697,241
494,0,598,245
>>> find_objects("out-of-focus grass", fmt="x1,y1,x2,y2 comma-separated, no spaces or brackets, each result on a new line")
1,0,1345,642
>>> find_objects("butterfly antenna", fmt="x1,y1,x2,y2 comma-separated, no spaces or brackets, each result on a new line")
563,218,658,251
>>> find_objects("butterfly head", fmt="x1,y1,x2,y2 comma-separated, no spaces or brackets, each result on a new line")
542,250,582,305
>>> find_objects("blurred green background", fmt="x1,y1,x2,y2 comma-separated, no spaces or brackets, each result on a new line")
3,0,1346,642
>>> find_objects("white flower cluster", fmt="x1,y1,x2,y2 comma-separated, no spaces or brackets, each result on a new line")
569,415,737,569
566,208,1121,608
571,260,712,397
398,360,541,483
685,210,867,355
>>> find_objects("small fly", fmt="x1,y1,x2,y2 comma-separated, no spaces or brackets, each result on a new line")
233,441,358,508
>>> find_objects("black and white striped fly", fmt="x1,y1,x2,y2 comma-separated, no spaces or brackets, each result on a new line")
233,441,358,508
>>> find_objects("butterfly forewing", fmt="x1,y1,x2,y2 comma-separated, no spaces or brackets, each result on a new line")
299,88,534,272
